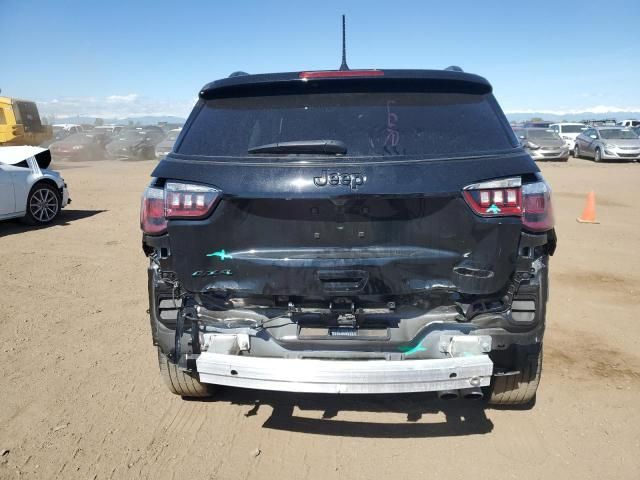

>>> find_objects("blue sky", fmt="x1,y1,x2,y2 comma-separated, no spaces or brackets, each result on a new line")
2,0,639,118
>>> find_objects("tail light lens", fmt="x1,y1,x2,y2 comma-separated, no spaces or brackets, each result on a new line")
165,182,221,218
463,177,554,232
140,182,221,235
140,187,167,234
521,181,554,231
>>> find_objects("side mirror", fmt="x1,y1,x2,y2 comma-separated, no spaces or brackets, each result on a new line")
589,134,598,139
519,135,526,140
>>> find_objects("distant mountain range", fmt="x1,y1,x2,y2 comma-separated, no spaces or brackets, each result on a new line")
505,111,640,123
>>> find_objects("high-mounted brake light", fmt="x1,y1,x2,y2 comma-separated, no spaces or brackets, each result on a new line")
462,177,554,232
299,70,384,80
140,182,222,235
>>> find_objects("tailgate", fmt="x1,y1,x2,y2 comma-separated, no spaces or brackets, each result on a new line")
159,156,533,298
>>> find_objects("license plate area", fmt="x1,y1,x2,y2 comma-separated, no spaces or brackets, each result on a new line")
298,325,390,340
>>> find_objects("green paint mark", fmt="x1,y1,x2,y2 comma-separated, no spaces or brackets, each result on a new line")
486,204,501,214
206,249,233,261
398,343,427,356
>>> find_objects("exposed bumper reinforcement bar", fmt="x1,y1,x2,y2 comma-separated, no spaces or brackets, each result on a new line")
195,353,494,394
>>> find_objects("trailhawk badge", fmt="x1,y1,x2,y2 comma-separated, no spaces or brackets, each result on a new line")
313,170,366,190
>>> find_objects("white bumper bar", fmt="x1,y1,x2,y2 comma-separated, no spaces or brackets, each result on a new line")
196,353,493,394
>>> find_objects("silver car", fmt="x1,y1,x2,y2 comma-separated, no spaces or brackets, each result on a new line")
155,128,181,158
0,146,71,225
514,127,569,161
574,126,640,162
549,123,586,153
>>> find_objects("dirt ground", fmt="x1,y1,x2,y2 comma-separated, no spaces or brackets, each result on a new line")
1,157,639,480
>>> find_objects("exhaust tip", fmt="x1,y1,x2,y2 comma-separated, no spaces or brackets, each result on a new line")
437,390,460,400
460,387,484,400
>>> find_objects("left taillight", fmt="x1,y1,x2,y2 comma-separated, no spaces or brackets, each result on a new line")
140,182,221,235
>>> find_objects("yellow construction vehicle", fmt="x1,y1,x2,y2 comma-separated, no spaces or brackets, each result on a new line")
0,96,52,146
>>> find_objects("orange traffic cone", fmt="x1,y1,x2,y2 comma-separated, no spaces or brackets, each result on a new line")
576,191,599,224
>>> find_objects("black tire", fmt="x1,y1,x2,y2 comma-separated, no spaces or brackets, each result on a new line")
22,183,61,225
574,144,581,158
488,348,543,406
157,349,214,398
594,148,602,162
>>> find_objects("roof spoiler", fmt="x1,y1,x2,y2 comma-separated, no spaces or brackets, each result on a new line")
200,69,491,100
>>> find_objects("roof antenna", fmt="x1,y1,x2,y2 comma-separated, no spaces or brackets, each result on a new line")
339,14,349,71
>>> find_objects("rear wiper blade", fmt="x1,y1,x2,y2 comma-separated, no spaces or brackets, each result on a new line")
248,140,347,155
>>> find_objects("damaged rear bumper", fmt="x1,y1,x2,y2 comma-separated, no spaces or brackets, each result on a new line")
195,352,493,394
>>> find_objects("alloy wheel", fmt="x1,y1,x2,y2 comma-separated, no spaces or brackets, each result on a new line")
29,188,59,223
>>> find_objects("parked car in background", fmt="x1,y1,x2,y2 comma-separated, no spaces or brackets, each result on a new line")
618,119,640,128
549,123,586,154
0,96,52,146
49,132,108,161
523,121,552,128
155,128,181,158
52,124,84,135
574,126,640,162
41,123,85,147
105,127,165,160
93,125,123,136
515,127,569,161
0,146,70,224
582,119,617,127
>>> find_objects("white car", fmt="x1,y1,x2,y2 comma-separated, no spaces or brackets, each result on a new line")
549,123,586,154
0,146,70,225
618,120,640,128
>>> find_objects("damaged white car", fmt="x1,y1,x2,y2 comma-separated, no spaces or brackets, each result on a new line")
0,146,70,225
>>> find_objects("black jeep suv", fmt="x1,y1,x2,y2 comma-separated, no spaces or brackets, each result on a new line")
141,68,556,406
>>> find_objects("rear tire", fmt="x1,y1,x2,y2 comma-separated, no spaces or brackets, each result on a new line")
157,349,214,398
574,144,581,158
488,347,542,406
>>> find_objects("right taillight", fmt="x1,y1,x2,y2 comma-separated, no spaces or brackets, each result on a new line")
140,181,221,235
140,186,167,235
164,182,221,219
463,176,554,232
522,180,554,231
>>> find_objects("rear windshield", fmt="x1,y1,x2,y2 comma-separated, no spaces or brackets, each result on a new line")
600,129,638,139
560,125,585,133
117,130,145,141
177,92,517,159
527,129,560,140
62,133,93,144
